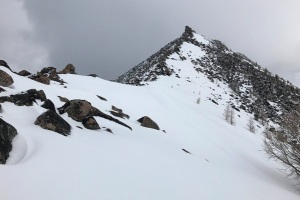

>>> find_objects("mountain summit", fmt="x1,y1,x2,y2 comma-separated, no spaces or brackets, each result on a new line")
117,26,300,125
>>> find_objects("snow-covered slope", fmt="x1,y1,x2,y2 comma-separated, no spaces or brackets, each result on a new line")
0,62,299,200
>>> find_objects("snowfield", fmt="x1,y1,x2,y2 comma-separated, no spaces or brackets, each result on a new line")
0,39,299,200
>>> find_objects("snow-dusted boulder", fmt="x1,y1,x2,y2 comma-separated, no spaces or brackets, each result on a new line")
138,116,160,130
35,110,71,136
0,118,17,164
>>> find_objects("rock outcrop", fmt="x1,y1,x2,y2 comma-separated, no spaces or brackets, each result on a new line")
58,99,132,130
35,110,71,136
0,118,18,164
0,89,46,106
138,116,160,130
59,64,76,74
18,70,31,76
0,70,14,87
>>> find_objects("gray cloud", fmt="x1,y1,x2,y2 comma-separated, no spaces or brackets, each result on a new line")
3,0,300,86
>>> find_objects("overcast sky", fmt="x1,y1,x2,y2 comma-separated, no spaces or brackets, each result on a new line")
1,0,300,85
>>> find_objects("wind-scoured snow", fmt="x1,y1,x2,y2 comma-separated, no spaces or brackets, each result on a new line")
0,59,299,200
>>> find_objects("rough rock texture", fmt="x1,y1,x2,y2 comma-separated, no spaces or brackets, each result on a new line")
0,118,17,164
138,116,160,130
0,89,46,106
0,70,14,87
30,73,50,85
82,116,100,130
59,64,76,74
35,110,71,136
41,99,56,111
18,70,31,76
64,100,92,122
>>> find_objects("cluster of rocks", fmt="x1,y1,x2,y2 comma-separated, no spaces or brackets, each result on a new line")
18,64,76,85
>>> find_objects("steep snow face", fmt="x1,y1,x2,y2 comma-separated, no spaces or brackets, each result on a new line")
0,66,299,200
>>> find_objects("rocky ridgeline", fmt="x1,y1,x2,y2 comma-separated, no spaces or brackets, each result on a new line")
116,26,300,124
0,61,161,164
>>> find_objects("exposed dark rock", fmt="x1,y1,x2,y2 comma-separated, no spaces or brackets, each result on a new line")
27,89,47,101
112,105,122,113
0,104,2,113
0,87,6,93
59,64,76,74
0,60,12,71
18,70,31,76
0,70,14,87
88,74,98,78
0,89,46,106
41,99,56,111
182,148,191,154
110,106,130,119
96,95,107,101
91,106,132,130
0,96,13,103
0,118,17,164
35,110,71,136
109,111,130,119
76,126,83,129
82,116,100,130
40,67,56,74
137,116,160,130
105,128,113,133
64,100,92,122
58,96,69,103
30,73,50,85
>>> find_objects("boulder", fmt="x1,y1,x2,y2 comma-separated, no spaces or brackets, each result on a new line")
0,118,18,164
18,70,31,76
59,64,76,74
30,73,50,85
0,60,12,71
0,70,14,87
137,116,160,130
35,110,71,136
63,100,92,122
41,99,56,111
27,89,46,101
82,116,100,130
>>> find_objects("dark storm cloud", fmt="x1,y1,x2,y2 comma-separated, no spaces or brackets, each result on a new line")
6,0,300,84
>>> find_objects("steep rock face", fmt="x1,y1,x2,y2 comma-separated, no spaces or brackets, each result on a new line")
116,26,300,124
0,118,17,164
0,70,14,87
